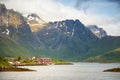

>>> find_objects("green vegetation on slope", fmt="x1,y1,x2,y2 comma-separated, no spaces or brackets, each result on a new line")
0,36,35,57
0,57,36,72
85,48,120,62
52,59,72,65
0,57,9,66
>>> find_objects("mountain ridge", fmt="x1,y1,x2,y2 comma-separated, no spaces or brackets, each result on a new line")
34,19,120,61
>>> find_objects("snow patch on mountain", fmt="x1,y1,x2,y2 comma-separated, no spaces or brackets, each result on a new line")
26,13,47,32
86,25,107,38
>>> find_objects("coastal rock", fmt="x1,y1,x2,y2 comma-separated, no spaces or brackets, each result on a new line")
0,66,36,72
103,68,120,72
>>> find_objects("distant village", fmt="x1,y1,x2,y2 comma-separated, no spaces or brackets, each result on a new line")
8,57,53,66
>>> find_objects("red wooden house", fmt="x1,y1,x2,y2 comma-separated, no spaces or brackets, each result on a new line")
36,58,52,65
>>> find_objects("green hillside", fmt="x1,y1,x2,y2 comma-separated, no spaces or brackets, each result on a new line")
85,48,120,62
0,36,35,57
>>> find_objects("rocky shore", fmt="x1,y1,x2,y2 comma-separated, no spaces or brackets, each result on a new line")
0,66,36,72
103,68,120,72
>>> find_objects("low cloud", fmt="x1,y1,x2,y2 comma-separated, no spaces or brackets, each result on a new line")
75,0,90,11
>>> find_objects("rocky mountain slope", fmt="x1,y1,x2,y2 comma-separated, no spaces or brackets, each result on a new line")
26,13,47,32
86,25,107,38
0,4,31,42
0,4,42,57
35,19,97,49
34,20,120,61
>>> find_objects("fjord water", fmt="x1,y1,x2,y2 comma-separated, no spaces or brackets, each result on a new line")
0,63,120,80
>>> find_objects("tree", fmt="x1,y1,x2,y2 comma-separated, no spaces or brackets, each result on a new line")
18,56,22,61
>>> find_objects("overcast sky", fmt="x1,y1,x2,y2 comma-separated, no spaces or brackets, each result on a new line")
1,0,120,36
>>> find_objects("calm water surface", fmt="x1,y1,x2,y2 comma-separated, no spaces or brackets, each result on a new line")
0,63,120,80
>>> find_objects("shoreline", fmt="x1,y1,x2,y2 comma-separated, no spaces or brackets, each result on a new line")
14,62,73,66
0,66,36,72
103,68,120,72
0,62,73,72
54,63,73,65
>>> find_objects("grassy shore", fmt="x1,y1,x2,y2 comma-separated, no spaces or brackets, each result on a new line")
52,59,73,65
0,57,36,72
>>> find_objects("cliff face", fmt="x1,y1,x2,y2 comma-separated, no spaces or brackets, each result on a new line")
0,4,25,27
0,4,28,33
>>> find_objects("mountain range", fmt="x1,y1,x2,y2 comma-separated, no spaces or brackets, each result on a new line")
0,4,120,62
